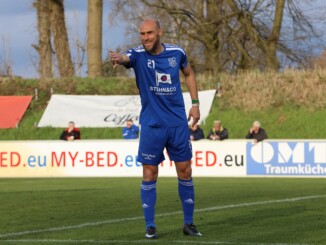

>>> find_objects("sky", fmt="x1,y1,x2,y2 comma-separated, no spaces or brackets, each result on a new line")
0,0,325,78
0,0,129,78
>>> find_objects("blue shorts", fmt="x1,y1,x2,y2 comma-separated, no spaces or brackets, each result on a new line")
137,124,192,165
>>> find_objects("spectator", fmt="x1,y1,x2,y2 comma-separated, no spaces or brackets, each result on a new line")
60,121,80,141
122,119,139,139
245,120,268,143
189,124,204,141
207,120,228,140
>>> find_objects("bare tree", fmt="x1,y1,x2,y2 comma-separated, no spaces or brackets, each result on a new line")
87,0,103,77
49,0,75,77
267,0,285,70
33,0,53,79
72,11,87,77
111,0,324,72
0,36,13,77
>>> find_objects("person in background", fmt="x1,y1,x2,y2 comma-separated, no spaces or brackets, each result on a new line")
60,121,80,141
207,120,228,141
245,120,268,143
122,119,139,139
189,124,204,141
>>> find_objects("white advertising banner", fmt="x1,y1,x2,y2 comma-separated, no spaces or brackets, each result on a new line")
0,140,246,177
1,140,325,177
38,90,216,128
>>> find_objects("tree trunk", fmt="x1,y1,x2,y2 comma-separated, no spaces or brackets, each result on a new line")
226,0,269,69
34,0,53,79
267,0,285,70
49,0,75,77
87,0,103,78
204,0,223,73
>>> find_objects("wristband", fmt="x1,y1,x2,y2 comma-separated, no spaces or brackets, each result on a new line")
192,99,199,104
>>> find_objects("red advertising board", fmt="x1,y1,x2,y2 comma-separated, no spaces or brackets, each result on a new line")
0,96,32,128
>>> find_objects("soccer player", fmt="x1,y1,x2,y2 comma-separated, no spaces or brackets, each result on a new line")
110,18,202,239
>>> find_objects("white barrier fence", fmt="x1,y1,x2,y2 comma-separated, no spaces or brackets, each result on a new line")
0,140,325,177
38,90,216,127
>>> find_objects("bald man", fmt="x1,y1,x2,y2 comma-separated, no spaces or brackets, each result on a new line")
110,19,202,239
246,121,268,143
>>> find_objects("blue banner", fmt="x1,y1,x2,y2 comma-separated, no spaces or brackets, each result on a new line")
246,141,326,176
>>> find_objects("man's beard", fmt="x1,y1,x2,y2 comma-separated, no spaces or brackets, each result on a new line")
143,39,160,53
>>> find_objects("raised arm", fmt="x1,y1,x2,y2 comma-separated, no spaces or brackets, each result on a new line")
182,64,200,127
109,51,131,68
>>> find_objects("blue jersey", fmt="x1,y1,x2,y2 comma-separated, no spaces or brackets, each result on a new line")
122,124,139,139
125,43,188,127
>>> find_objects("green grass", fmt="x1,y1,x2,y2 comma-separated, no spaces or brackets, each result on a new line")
2,96,326,140
202,105,326,139
0,178,325,244
2,72,326,140
0,77,138,140
0,94,326,140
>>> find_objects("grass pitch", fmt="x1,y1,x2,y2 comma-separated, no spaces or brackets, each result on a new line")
0,177,325,245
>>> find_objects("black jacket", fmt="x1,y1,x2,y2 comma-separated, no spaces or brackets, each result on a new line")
189,126,204,141
245,128,268,142
207,127,228,140
60,128,81,140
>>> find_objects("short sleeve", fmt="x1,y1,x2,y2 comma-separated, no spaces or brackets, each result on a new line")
180,49,188,69
123,48,136,69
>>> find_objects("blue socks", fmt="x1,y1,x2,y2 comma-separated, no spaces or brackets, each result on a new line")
141,178,195,228
140,180,157,229
178,178,195,225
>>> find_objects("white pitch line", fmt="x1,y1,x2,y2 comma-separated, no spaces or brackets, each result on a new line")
0,194,325,239
174,241,310,245
193,194,326,213
0,239,157,244
0,239,310,245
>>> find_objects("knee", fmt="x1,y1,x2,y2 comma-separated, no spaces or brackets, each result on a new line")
143,165,158,181
178,164,192,180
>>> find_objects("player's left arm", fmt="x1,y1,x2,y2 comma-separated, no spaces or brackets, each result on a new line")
182,64,200,127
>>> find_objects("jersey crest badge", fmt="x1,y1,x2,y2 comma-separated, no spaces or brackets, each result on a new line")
168,57,177,67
